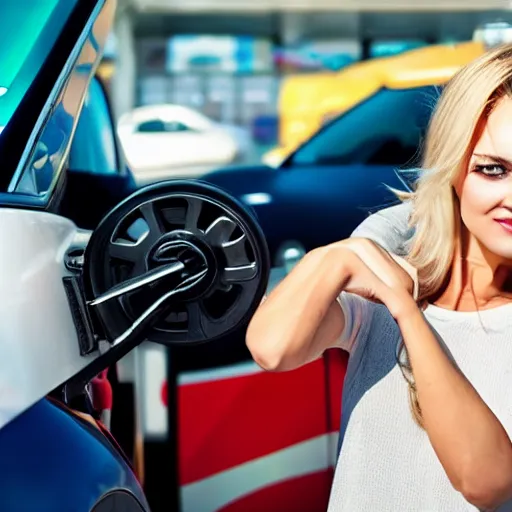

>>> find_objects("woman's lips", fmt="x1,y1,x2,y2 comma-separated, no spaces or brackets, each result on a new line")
495,219,512,233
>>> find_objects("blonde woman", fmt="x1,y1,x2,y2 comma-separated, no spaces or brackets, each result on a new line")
247,44,512,511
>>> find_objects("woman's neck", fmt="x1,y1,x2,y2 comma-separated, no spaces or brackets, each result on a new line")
433,233,512,311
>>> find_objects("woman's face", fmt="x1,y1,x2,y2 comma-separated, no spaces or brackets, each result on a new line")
458,96,512,264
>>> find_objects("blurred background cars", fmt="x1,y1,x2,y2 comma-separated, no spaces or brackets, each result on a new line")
117,103,252,178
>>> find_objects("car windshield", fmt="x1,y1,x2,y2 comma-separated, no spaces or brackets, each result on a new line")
291,86,441,168
0,0,78,133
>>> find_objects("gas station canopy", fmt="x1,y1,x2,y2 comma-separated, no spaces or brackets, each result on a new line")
130,0,511,12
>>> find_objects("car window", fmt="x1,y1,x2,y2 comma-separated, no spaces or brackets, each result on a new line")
137,119,166,133
0,0,78,134
136,119,192,133
0,0,104,199
166,120,191,132
68,77,118,175
291,86,441,168
16,77,118,195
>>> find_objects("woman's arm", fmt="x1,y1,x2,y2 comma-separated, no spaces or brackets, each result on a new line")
247,240,414,372
395,301,512,510
246,245,348,372
248,202,417,372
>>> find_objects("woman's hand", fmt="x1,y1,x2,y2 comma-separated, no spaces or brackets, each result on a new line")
342,238,417,296
334,239,418,320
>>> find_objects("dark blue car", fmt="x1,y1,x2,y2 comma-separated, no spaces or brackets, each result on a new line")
203,85,439,264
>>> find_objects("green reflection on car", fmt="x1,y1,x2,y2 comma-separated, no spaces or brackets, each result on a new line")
0,0,78,127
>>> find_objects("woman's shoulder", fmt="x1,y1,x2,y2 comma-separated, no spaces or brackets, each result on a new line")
350,201,414,256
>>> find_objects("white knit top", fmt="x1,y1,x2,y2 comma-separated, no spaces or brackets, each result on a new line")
327,203,512,511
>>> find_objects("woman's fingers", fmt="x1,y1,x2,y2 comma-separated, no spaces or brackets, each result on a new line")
337,238,416,298
336,242,415,317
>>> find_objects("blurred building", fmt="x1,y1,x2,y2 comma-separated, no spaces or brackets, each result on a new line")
109,0,512,154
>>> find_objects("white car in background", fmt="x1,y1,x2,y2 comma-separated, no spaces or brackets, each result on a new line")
117,104,248,174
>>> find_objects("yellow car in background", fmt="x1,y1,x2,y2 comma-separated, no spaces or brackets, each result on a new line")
264,40,485,167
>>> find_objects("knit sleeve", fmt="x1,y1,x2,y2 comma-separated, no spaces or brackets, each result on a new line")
350,201,414,257
335,292,373,353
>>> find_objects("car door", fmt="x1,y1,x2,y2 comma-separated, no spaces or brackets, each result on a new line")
205,85,439,265
126,118,174,169
125,118,207,170
258,85,439,259
59,74,143,476
0,1,150,511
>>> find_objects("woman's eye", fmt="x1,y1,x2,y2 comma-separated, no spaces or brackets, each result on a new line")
475,164,508,178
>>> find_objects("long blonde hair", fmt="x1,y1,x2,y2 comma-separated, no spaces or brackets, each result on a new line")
397,43,512,427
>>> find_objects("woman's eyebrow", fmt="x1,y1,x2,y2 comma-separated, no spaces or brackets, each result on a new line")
473,153,512,166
